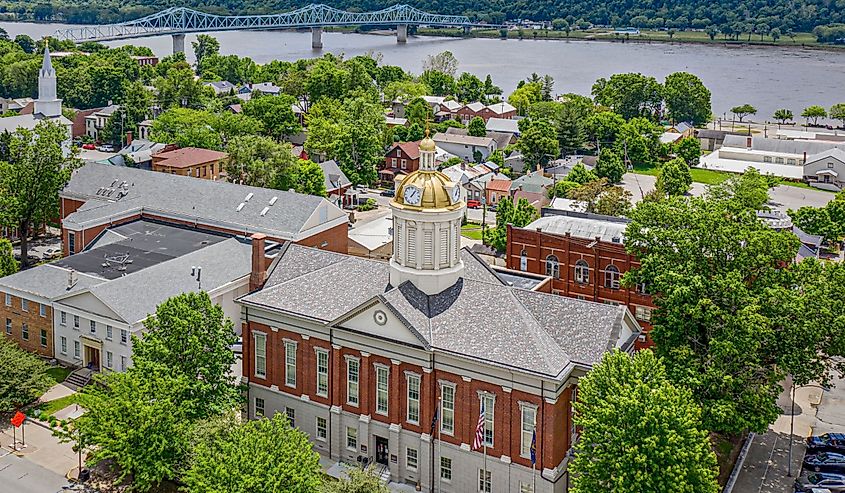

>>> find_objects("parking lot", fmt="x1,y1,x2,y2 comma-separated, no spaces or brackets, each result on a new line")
11,233,63,264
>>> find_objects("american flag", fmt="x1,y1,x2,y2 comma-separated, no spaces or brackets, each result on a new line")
473,402,486,450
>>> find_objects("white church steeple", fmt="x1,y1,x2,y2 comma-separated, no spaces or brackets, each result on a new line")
34,43,62,119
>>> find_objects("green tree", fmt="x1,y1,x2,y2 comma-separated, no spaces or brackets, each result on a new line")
184,413,322,493
517,118,559,170
13,34,34,53
421,50,458,76
455,72,485,102
508,82,542,116
592,73,663,120
484,197,537,252
730,104,757,122
242,94,302,139
418,70,455,97
674,136,701,166
570,349,719,493
0,121,80,268
154,67,210,109
548,180,581,199
225,135,296,187
192,34,220,69
0,336,53,411
615,117,662,167
789,191,845,242
624,194,807,434
321,467,390,493
656,157,692,196
150,108,222,149
569,179,632,216
0,238,18,277
275,159,327,197
467,116,487,137
708,167,777,211
802,105,828,125
133,291,241,420
586,111,625,147
770,27,782,42
663,72,712,126
595,148,625,184
773,108,794,124
565,163,599,184
102,81,154,146
830,103,845,127
382,80,429,103
75,370,193,491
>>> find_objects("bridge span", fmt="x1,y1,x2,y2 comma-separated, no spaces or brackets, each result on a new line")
53,4,495,52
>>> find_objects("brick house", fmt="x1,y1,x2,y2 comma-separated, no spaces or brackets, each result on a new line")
59,163,349,257
506,211,655,348
381,141,421,182
485,179,512,207
1,286,55,358
151,147,229,180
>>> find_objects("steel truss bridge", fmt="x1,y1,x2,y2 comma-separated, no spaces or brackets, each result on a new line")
54,4,493,50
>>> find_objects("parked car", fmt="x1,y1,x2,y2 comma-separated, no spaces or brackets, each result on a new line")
43,247,61,259
805,452,845,473
795,472,845,492
466,199,481,208
809,434,845,453
81,143,96,150
380,189,395,197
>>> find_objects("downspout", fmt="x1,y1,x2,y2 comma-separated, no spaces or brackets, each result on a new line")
429,351,436,491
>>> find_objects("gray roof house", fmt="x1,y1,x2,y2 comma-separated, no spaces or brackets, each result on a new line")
204,80,237,95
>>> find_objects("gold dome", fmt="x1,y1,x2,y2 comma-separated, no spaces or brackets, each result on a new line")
419,135,436,152
392,170,462,211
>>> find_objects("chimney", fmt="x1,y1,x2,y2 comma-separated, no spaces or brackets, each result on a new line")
125,130,133,145
249,233,268,291
803,151,807,165
746,137,752,149
67,269,78,290
461,163,466,171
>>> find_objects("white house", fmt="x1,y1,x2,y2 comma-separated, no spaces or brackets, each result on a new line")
803,148,845,191
433,132,497,162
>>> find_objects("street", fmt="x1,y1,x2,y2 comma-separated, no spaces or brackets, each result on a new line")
0,450,70,493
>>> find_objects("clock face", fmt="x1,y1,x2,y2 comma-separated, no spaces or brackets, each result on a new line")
451,185,462,204
403,185,422,205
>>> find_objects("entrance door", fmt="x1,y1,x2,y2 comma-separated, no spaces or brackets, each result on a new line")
375,436,389,465
85,346,101,371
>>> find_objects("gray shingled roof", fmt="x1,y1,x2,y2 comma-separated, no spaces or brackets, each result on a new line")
240,245,632,377
0,264,104,300
57,237,251,324
62,163,344,241
525,214,628,243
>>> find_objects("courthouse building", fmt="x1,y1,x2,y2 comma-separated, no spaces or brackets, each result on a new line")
239,132,639,492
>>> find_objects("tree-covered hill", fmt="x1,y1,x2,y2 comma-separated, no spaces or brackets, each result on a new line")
1,0,843,36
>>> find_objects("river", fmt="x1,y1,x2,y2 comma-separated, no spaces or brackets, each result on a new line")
3,20,845,122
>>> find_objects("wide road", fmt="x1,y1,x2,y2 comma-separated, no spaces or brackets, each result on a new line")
0,451,70,493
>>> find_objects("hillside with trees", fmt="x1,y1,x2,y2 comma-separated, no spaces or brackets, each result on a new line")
0,0,843,41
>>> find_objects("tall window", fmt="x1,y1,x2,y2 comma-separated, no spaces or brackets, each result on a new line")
120,356,127,371
545,255,559,278
441,384,455,435
574,260,590,284
21,323,28,340
636,282,649,295
254,332,267,378
481,393,495,447
407,373,420,424
520,483,535,493
440,457,452,481
376,365,389,415
60,336,67,354
346,357,359,406
21,298,28,311
285,407,296,427
315,416,327,441
478,469,492,493
90,320,96,334
40,329,47,347
604,264,620,289
284,341,297,387
68,232,75,253
406,448,418,471
60,311,66,326
520,404,537,458
5,318,10,334
39,303,46,317
255,397,265,417
106,326,113,340
73,315,79,329
106,351,113,368
316,349,329,397
346,427,358,450
635,306,652,322
4,293,10,306
74,341,80,358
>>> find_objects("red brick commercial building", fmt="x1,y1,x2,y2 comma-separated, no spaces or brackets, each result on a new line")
506,211,654,348
1,288,54,358
59,163,349,257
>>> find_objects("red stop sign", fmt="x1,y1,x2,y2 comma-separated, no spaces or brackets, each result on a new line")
10,411,25,428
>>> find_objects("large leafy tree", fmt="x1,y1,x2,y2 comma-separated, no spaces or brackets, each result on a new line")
102,81,154,146
586,111,625,148
789,191,845,242
455,72,485,103
801,105,827,125
830,103,845,127
0,238,18,277
730,104,757,122
192,34,220,68
467,116,487,137
623,193,815,435
74,370,194,491
242,94,302,140
708,167,777,211
595,147,625,184
615,117,662,167
571,349,719,493
226,135,297,187
592,73,663,120
0,121,80,268
274,159,327,198
484,197,537,252
184,413,322,493
569,179,632,216
673,136,701,167
508,82,542,116
0,336,53,411
154,67,210,110
516,118,559,170
150,108,262,150
565,163,599,184
656,157,692,196
663,72,712,125
134,291,241,420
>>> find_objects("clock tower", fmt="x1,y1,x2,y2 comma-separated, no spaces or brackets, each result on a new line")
389,129,465,295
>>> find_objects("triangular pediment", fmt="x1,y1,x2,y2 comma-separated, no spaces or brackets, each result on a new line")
331,297,429,349
55,291,125,324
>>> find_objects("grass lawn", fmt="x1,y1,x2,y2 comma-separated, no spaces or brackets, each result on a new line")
29,393,80,418
461,224,484,240
46,366,72,384
632,163,732,185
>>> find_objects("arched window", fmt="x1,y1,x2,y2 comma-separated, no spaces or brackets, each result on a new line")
545,255,560,279
574,260,589,284
519,249,528,272
604,264,620,289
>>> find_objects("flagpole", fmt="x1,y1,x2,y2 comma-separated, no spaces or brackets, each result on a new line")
533,460,536,493
437,393,442,493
